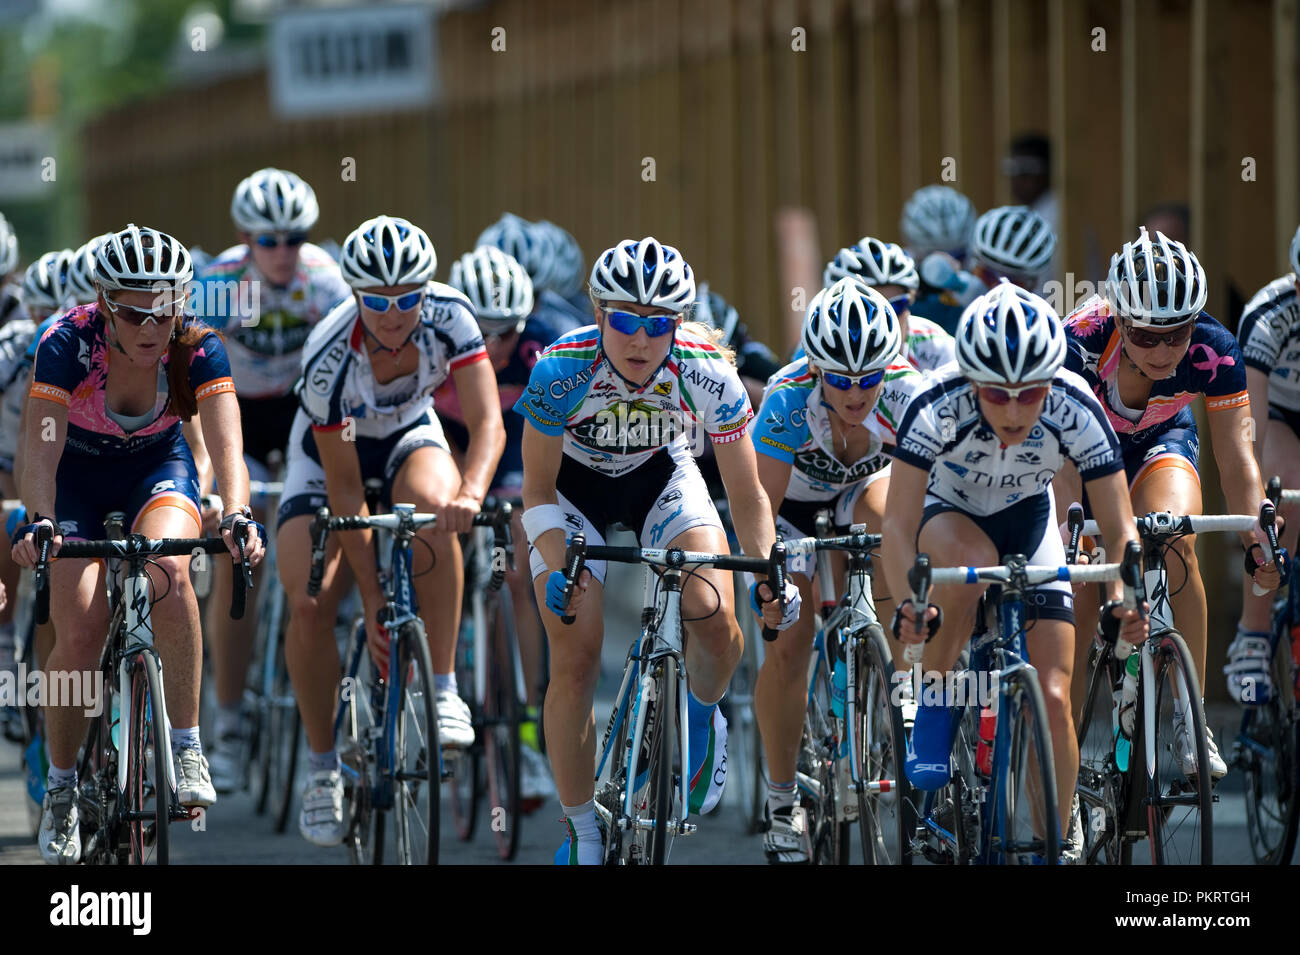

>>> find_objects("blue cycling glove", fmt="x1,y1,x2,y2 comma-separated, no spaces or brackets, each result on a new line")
545,569,570,617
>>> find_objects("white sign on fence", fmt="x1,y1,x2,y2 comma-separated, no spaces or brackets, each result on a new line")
0,121,54,201
268,4,438,119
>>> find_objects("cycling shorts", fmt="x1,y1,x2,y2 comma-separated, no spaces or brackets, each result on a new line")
277,409,450,527
54,433,201,541
1118,409,1200,492
526,450,723,585
1269,403,1300,439
918,490,1073,624
776,467,890,577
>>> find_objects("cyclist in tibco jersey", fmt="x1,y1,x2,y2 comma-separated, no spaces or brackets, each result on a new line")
751,277,925,863
885,282,1146,862
274,215,504,849
193,167,350,793
437,243,560,806
1054,228,1282,779
1233,223,1300,703
516,237,800,865
12,225,266,865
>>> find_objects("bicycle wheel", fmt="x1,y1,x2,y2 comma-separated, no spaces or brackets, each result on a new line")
389,621,440,864
448,611,482,842
1239,630,1300,864
799,641,848,865
339,619,378,865
854,624,912,864
1074,640,1131,865
484,597,522,860
124,653,170,865
728,572,766,834
255,588,301,833
993,667,1058,865
1144,629,1212,864
645,655,679,865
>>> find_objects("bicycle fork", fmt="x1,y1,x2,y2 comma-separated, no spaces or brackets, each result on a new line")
115,572,177,805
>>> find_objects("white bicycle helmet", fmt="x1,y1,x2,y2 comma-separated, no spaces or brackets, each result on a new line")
1105,227,1207,328
94,224,194,293
900,185,977,256
231,168,319,234
1288,222,1299,279
339,215,437,290
970,206,1056,279
589,237,695,311
0,212,16,276
535,220,584,298
693,282,741,345
477,213,556,292
955,280,1065,384
22,249,73,312
824,237,919,292
449,245,534,334
63,236,109,304
801,277,902,375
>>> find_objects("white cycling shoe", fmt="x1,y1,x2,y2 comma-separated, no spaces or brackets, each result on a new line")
763,802,811,864
176,748,217,808
39,786,81,865
1173,717,1228,780
435,691,475,749
299,769,346,847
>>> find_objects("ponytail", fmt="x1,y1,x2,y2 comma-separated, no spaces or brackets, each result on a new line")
165,320,220,421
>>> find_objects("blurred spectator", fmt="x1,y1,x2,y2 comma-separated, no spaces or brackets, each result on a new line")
1142,202,1190,245
1004,133,1058,281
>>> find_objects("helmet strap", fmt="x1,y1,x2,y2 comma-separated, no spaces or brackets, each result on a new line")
360,313,417,367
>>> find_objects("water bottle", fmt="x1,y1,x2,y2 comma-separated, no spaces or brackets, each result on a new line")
110,694,121,751
920,253,986,308
1114,640,1140,772
830,655,846,719
975,707,996,777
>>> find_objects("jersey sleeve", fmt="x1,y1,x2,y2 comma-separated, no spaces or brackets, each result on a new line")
751,380,808,464
512,337,596,436
1238,294,1285,374
1192,319,1249,412
28,320,84,406
1054,378,1124,482
874,363,924,444
703,365,753,444
432,294,488,372
187,329,237,403
890,383,947,471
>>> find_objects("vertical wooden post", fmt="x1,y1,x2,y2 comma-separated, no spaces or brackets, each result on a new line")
1277,0,1300,269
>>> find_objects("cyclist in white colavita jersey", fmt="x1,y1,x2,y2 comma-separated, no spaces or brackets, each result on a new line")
515,237,799,865
192,167,351,793
884,282,1147,862
274,215,504,848
1230,222,1300,704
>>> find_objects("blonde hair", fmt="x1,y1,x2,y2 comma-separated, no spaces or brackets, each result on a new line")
678,320,736,366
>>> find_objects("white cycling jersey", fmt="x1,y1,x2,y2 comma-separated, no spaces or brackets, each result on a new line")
1238,274,1300,412
194,243,350,400
0,318,37,469
891,365,1123,516
297,281,486,439
904,314,956,373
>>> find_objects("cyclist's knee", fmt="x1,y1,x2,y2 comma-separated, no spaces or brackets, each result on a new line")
50,625,105,668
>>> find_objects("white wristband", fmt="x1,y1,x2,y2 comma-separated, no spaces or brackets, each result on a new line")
521,504,567,545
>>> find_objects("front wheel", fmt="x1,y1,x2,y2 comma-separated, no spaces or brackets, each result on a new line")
124,653,170,865
853,624,912,864
646,656,679,865
1239,629,1300,864
994,667,1059,865
389,622,440,864
484,597,522,860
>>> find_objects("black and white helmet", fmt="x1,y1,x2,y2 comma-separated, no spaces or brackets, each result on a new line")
339,215,437,290
22,249,73,312
0,212,16,275
824,237,919,291
477,213,555,291
693,282,740,345
589,237,695,311
231,168,319,234
956,280,1065,384
801,277,902,375
64,236,109,304
535,220,584,298
970,205,1056,279
449,245,534,334
1105,227,1207,328
900,185,977,256
94,224,193,293
1287,222,1299,279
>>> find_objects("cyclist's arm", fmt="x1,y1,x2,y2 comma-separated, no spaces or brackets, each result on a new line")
197,393,249,517
449,356,506,505
1081,468,1139,603
754,448,791,521
314,426,385,612
880,458,927,607
713,434,777,569
1245,366,1270,465
520,422,566,573
1208,401,1271,550
18,396,65,522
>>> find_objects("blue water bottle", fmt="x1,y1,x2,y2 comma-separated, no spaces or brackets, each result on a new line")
830,655,846,718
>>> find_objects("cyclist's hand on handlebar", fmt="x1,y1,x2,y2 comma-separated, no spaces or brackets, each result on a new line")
437,493,481,536
891,599,938,646
219,513,267,567
750,578,801,631
1100,600,1149,647
10,518,61,568
546,567,591,618
1247,520,1283,592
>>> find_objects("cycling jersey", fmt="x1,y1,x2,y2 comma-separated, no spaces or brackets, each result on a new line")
1063,296,1249,438
514,325,753,478
1238,274,1300,412
891,365,1123,516
194,243,349,400
297,282,486,440
436,315,560,492
29,304,234,458
752,356,924,502
910,289,965,337
0,318,38,470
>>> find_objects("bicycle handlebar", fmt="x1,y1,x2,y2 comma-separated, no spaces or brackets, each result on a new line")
780,530,883,557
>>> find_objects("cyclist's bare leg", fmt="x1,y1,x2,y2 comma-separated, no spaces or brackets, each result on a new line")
852,476,901,667
1240,416,1300,632
1025,619,1078,834
673,523,742,704
533,573,605,806
43,557,108,771
914,512,997,674
507,505,545,707
391,446,464,677
205,527,262,715
755,571,815,786
278,514,350,754
1131,461,1204,678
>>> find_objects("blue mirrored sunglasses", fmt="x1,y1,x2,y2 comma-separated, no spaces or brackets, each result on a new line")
360,290,424,312
254,231,309,249
887,294,912,314
603,307,678,337
822,368,886,391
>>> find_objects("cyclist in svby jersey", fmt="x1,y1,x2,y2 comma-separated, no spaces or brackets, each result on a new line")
1053,228,1282,778
436,244,560,807
823,237,956,373
11,225,266,864
517,237,800,865
477,213,590,334
901,185,979,336
0,212,29,328
274,215,505,849
751,278,924,863
1228,222,1300,703
192,167,351,793
885,282,1146,861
